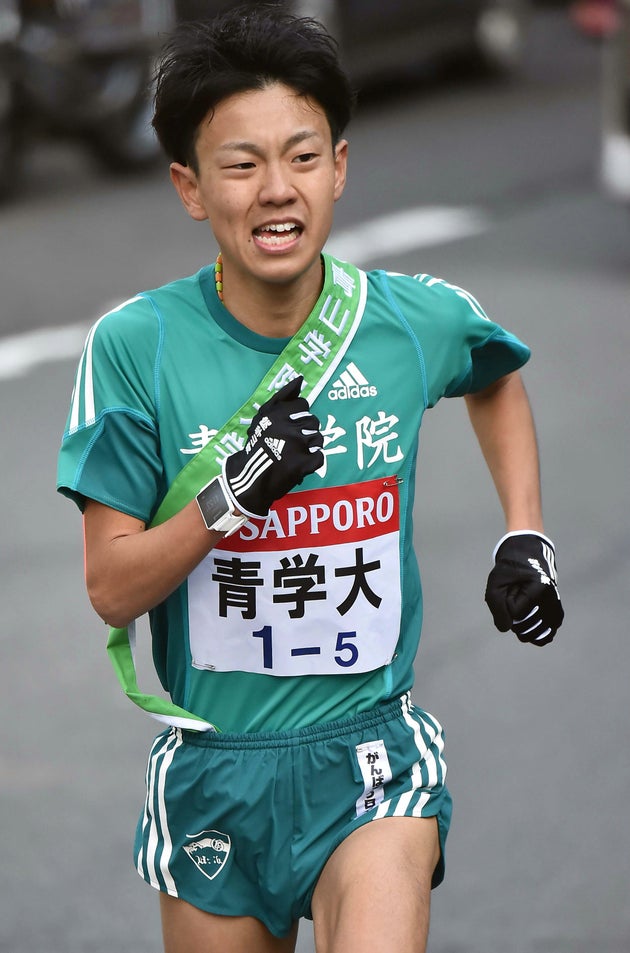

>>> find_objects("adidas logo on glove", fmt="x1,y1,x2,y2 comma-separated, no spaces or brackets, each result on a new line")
264,436,286,460
223,377,324,520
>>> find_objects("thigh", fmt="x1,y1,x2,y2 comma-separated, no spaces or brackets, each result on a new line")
160,894,299,953
311,815,440,953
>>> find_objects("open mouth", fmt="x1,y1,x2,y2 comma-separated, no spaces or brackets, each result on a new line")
254,222,302,247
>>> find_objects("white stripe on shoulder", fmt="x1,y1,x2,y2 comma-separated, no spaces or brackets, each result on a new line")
412,275,489,320
68,295,142,432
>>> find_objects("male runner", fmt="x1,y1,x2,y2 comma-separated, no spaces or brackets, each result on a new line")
57,8,564,953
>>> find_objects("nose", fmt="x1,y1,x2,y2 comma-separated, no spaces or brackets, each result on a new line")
258,160,296,206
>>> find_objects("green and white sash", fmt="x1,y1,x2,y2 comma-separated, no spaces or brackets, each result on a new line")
106,255,367,731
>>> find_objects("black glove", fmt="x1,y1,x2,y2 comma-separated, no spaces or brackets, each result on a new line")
485,532,564,646
224,376,324,519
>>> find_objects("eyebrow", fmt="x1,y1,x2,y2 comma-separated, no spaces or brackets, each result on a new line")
217,130,322,156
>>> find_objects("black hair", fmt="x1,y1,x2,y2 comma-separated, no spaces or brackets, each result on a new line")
152,3,356,171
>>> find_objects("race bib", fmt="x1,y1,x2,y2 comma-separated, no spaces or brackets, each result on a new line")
187,478,402,676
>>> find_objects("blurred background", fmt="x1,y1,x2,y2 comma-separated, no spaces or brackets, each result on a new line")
1,2,628,952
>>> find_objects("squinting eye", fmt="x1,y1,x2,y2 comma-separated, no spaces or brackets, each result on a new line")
294,153,317,163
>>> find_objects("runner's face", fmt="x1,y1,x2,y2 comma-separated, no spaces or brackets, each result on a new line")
170,83,347,293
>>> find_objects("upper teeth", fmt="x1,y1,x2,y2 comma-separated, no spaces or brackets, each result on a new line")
260,223,297,232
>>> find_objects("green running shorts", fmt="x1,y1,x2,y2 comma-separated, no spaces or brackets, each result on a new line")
134,692,452,937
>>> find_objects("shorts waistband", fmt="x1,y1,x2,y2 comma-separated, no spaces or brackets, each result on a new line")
178,695,409,750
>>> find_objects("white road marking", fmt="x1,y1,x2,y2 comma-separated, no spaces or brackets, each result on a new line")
326,205,489,264
0,204,489,381
0,322,91,381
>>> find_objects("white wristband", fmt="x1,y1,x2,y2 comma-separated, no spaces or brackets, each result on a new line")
492,530,555,561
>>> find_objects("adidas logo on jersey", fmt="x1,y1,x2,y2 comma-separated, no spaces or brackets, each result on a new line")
328,362,377,401
264,436,286,460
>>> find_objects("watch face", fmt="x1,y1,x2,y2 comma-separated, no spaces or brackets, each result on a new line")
197,479,229,527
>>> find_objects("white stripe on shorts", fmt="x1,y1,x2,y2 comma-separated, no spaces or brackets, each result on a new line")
137,729,182,896
374,693,446,819
136,732,164,878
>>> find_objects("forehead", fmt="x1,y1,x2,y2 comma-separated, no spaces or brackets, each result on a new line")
198,82,331,150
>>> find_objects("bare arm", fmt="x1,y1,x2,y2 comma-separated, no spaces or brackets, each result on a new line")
464,370,544,533
467,370,564,644
83,498,223,629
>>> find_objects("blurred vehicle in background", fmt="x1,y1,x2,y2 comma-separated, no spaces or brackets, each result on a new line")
0,0,175,201
600,0,630,201
0,0,535,202
0,1,20,194
175,0,532,85
569,0,618,37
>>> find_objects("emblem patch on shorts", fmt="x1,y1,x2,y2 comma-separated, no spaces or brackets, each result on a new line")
183,830,231,881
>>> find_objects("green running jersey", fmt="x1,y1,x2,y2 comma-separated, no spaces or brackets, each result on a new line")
58,255,530,732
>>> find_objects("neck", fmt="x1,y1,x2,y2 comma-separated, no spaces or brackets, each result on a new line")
215,253,325,338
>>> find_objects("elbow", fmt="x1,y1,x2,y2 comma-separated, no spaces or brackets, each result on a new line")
86,574,135,630
91,599,134,631
100,608,135,631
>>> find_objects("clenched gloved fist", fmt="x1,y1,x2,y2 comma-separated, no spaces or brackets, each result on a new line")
485,532,564,646
224,376,324,519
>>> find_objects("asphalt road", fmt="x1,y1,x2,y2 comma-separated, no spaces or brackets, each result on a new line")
1,9,629,953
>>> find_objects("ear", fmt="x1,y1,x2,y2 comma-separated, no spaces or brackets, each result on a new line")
169,162,208,222
333,139,348,202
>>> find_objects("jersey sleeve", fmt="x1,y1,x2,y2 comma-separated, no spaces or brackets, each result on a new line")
387,273,531,408
56,294,165,522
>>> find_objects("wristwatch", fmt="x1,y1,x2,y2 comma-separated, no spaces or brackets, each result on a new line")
196,476,248,536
